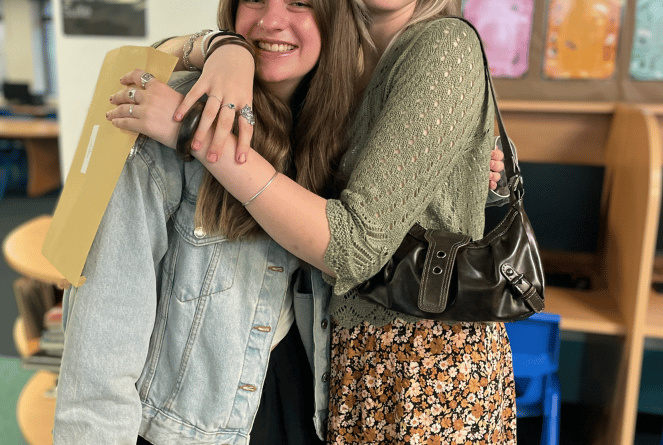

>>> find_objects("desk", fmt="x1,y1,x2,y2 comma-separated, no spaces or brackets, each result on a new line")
0,117,61,197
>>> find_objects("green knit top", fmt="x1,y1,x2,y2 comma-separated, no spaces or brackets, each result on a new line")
324,18,495,329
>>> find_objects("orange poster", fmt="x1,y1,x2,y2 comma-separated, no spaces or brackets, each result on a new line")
543,0,624,79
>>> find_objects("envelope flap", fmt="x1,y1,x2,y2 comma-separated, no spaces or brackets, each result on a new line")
42,46,177,287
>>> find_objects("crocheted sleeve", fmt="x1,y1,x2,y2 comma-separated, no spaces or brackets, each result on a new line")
324,19,488,296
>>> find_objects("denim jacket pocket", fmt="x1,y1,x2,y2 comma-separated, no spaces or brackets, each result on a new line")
170,199,241,302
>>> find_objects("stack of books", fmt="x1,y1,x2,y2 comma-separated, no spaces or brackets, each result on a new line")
22,305,64,373
13,277,63,373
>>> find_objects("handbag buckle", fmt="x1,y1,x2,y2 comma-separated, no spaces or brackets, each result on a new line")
501,263,524,286
501,263,544,313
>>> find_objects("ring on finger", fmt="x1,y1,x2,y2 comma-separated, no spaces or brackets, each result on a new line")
208,95,222,103
239,104,255,126
221,103,235,110
128,88,137,103
129,104,135,117
140,72,155,88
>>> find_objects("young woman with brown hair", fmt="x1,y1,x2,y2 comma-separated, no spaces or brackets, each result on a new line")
53,1,362,444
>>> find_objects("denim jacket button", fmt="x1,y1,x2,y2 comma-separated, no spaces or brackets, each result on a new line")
321,319,329,330
194,227,206,238
253,326,272,333
322,372,330,383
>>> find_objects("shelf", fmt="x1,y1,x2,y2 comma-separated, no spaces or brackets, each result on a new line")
499,100,617,114
646,291,663,339
545,286,625,336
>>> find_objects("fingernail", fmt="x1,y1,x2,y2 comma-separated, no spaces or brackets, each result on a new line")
105,112,109,119
238,154,246,164
109,96,113,102
208,153,218,163
191,140,201,150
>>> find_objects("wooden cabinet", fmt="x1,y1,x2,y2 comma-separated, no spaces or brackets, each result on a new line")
0,117,61,197
500,101,663,445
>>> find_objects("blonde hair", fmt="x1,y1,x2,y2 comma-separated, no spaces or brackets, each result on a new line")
353,0,460,55
195,0,362,239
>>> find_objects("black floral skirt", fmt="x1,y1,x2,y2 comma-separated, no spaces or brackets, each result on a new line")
327,319,517,444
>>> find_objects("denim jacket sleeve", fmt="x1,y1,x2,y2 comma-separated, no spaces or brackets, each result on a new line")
53,136,184,444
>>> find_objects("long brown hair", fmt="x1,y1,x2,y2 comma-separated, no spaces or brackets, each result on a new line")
195,0,362,239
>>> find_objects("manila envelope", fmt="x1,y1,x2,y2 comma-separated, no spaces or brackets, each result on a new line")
42,46,177,287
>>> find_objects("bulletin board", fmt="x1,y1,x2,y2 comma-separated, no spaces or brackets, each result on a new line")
463,0,663,103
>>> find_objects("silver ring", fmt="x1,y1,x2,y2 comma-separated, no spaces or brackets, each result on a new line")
221,103,235,110
129,104,134,117
140,72,155,88
239,104,255,126
208,95,222,103
128,88,137,103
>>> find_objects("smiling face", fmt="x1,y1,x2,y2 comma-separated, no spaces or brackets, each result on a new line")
235,0,322,102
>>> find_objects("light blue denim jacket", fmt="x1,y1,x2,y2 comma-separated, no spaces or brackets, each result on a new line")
53,73,333,444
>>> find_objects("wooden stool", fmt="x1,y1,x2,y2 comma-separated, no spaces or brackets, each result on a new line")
3,215,62,445
16,371,57,445
3,214,65,286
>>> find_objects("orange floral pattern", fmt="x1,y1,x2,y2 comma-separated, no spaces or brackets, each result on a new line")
327,320,516,444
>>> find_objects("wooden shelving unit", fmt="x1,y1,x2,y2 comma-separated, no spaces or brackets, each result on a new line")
500,101,662,445
646,292,663,339
645,108,663,343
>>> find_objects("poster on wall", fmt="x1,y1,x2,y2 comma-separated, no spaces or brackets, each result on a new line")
462,0,535,78
630,0,663,80
543,0,624,79
62,0,146,37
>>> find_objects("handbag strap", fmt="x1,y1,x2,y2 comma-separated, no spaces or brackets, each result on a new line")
454,17,523,199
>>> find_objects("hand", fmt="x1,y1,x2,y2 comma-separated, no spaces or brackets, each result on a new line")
173,43,255,164
107,69,184,149
489,148,505,191
189,121,239,165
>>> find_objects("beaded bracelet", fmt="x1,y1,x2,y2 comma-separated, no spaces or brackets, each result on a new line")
205,35,256,63
175,99,205,161
183,30,212,71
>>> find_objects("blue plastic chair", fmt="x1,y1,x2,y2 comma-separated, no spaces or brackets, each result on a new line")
505,312,562,445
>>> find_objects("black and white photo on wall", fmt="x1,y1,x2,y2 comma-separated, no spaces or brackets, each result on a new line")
62,0,146,37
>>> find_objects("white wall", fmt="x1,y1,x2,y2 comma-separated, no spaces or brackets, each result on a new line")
53,0,219,178
3,0,39,84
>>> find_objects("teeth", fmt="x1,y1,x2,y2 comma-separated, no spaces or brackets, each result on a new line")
258,41,295,52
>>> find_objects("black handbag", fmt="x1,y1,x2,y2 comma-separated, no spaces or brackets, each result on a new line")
355,18,545,322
